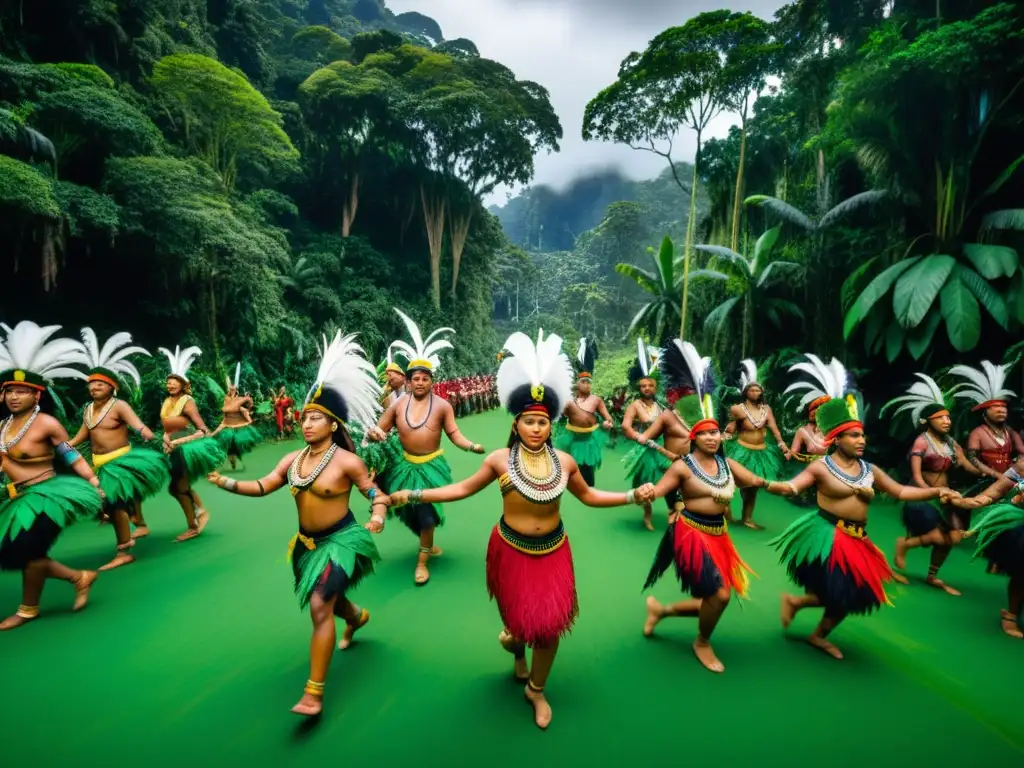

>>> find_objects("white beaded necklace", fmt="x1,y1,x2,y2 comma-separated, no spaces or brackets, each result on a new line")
288,444,338,496
0,405,41,453
86,398,118,430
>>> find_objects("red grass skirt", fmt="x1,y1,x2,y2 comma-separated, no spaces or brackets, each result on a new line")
486,519,578,647
644,510,754,598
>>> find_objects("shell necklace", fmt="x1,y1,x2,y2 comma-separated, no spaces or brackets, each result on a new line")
0,405,41,453
824,454,874,489
741,402,767,429
288,443,338,496
684,453,735,505
507,441,566,504
86,398,118,430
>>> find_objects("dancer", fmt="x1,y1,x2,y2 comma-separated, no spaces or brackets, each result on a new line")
883,373,983,595
356,355,404,488
367,308,483,585
768,368,957,659
389,330,654,729
212,363,261,470
0,321,104,630
621,339,669,531
68,328,168,570
641,340,790,673
957,465,1024,637
380,356,407,406
207,331,388,716
272,387,294,439
555,337,612,486
723,359,789,529
950,360,1023,479
159,345,225,542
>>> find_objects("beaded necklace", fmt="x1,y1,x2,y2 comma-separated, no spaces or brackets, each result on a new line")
984,423,1008,447
823,454,874,489
924,430,953,459
86,398,118,430
404,393,433,430
507,441,566,504
741,402,767,429
288,444,338,496
0,405,41,453
684,453,734,505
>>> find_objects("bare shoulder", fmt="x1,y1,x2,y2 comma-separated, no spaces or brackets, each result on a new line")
729,403,744,416
556,449,578,472
37,412,63,431
486,448,510,471
275,449,301,471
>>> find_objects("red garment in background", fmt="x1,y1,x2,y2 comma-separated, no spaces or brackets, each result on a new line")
274,396,294,433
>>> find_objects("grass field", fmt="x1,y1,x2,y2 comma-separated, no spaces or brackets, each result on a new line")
3,409,1022,766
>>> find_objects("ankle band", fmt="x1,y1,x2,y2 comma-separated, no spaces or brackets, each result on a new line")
927,565,939,577
304,679,325,696
419,546,432,554
16,605,39,618
527,679,544,693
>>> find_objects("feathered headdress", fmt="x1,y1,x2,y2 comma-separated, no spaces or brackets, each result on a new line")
660,339,716,433
158,345,201,389
948,360,1016,412
390,308,453,376
881,373,953,425
303,331,382,433
223,362,242,393
497,330,573,420
627,338,660,390
78,328,149,392
0,321,88,390
573,337,598,380
738,359,763,394
784,354,850,417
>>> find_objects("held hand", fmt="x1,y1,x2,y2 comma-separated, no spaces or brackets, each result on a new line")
208,472,225,488
140,428,155,442
390,490,410,507
937,488,961,503
471,443,485,454
633,484,655,504
369,427,387,443
603,420,613,430
364,517,385,533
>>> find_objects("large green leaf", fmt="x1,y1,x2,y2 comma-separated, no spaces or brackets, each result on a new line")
863,306,888,354
752,225,780,264
757,260,802,288
884,322,904,363
955,264,1009,328
615,262,659,295
892,254,955,328
906,310,942,360
844,255,923,338
981,209,1024,232
656,235,675,288
1008,272,1024,325
693,244,750,275
940,277,981,352
704,296,740,336
841,255,880,312
962,243,1018,279
687,269,729,282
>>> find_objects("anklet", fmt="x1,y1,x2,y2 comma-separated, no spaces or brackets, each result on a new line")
304,679,325,697
527,679,544,693
16,605,39,619
419,546,432,554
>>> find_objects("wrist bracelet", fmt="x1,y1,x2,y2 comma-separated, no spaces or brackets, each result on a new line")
410,489,424,504
626,489,635,504
224,478,238,492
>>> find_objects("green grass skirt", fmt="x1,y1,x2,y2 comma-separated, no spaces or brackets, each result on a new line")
725,440,784,481
622,442,671,486
215,425,263,457
0,476,103,570
554,424,608,469
970,503,1024,577
386,452,453,535
289,516,381,609
351,428,403,481
168,437,227,484
96,447,170,506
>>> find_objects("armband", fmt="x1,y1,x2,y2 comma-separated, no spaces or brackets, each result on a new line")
368,488,377,503
256,480,265,497
56,441,83,466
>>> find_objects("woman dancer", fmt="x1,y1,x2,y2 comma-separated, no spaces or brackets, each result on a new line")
208,331,388,716
620,339,670,531
390,330,653,729
212,363,261,470
273,387,294,439
159,345,225,542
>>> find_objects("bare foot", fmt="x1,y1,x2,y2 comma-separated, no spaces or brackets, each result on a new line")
780,594,799,629
74,570,98,611
0,612,37,631
808,633,843,659
524,685,552,730
339,608,370,650
891,572,909,585
643,596,663,637
499,630,529,680
742,520,764,531
290,694,323,717
195,508,210,534
692,638,725,673
894,537,908,571
132,525,150,539
925,577,961,596
98,552,136,572
430,546,443,557
1000,610,1024,639
414,563,430,586
174,527,200,543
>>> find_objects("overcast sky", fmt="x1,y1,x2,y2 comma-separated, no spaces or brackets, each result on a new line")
390,0,786,205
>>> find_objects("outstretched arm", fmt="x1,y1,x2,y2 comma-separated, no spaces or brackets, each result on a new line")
368,402,397,441
393,456,499,505
648,463,686,501
208,453,292,497
443,400,483,453
953,441,982,477
873,465,952,502
48,418,102,493
68,420,89,449
344,455,390,532
567,457,647,507
182,399,212,436
788,427,806,456
966,430,1003,480
118,402,155,441
727,458,771,490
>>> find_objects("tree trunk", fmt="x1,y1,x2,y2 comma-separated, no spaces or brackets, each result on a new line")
341,173,359,238
449,205,473,296
729,110,749,253
204,275,220,368
742,290,752,358
420,183,446,310
679,135,702,339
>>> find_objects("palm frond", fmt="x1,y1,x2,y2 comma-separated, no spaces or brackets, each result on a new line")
744,195,815,230
818,190,889,229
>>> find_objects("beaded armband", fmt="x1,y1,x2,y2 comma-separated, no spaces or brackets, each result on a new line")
56,441,83,466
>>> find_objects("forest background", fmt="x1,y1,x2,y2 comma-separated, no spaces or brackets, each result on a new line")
2,0,1023,470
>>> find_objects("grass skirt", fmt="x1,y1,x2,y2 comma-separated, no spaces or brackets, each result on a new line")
387,452,452,535
768,509,894,615
970,504,1024,578
643,511,754,598
96,447,170,507
168,437,227,485
554,424,607,469
0,476,103,570
725,439,784,480
622,442,671,487
215,425,263,457
486,519,577,647
352,429,403,486
289,514,381,609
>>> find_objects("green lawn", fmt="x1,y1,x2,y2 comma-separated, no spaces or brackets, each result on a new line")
3,409,1022,766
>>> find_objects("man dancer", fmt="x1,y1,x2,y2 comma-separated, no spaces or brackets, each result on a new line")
883,372,983,595
368,308,484,585
768,368,957,659
0,321,105,630
68,328,168,571
556,337,612,486
950,360,1023,480
723,359,790,529
621,339,669,531
358,356,405,487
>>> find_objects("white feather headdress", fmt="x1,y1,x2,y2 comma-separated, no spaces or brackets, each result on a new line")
158,345,201,383
0,321,88,385
77,327,149,389
880,373,953,424
497,329,573,417
784,354,849,411
738,359,761,392
225,362,241,391
304,331,382,430
948,360,1016,411
637,338,654,378
389,308,454,374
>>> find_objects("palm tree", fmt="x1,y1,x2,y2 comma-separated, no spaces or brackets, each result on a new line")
274,254,318,293
690,225,804,357
615,235,682,344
